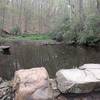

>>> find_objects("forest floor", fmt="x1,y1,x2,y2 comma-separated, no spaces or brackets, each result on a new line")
0,34,63,45
0,34,50,41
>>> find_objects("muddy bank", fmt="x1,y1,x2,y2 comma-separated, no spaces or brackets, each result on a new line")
13,40,64,45
0,39,63,46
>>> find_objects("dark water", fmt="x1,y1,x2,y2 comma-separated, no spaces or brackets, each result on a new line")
0,43,100,80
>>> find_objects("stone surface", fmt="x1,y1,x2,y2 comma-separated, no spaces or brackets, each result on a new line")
79,64,100,69
55,92,100,100
56,64,100,93
0,78,13,100
13,67,52,100
49,79,60,98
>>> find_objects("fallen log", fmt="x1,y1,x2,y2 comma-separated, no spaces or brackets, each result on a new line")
0,46,10,53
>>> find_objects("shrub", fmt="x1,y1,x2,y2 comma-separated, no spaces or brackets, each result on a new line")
63,15,100,45
60,18,71,33
64,31,77,44
76,15,100,45
50,32,63,42
70,19,84,33
77,31,100,45
63,19,81,44
84,15,100,34
49,18,70,42
10,26,21,35
50,32,57,40
55,32,63,42
50,15,100,45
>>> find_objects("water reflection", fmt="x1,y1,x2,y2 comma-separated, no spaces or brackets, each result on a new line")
0,43,100,80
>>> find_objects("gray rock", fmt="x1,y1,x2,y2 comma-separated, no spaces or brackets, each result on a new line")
0,80,13,100
56,64,100,93
49,79,60,98
79,64,100,70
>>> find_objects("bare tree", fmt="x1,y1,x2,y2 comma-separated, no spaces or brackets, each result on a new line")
96,0,100,14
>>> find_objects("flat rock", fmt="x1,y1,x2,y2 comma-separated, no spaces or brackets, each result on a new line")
0,46,10,53
13,67,52,100
79,64,100,69
0,46,10,49
56,64,100,93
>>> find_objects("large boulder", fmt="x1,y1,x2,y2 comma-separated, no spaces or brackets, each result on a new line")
56,64,100,93
13,67,52,100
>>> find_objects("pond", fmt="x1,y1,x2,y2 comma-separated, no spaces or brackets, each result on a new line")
0,42,100,80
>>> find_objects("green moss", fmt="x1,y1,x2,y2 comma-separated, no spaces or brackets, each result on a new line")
14,34,50,40
0,34,50,43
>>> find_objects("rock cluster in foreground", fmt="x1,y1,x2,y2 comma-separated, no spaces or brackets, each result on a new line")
1,64,100,100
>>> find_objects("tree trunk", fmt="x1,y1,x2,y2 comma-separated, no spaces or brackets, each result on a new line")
78,0,85,31
96,0,100,15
